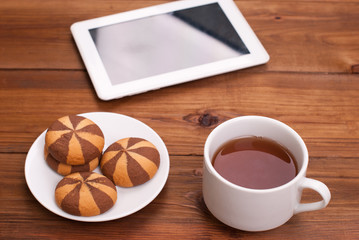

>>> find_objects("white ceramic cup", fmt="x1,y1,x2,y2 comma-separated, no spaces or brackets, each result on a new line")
203,116,331,231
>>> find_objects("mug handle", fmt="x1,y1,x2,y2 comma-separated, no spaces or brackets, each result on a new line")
294,177,331,214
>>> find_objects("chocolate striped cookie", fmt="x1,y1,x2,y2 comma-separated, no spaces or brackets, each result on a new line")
100,138,160,187
55,172,117,216
45,115,104,165
44,147,99,176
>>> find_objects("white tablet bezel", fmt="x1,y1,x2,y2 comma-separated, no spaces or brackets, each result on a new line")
71,0,269,100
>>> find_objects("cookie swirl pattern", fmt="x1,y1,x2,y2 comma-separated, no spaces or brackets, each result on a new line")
55,172,117,216
44,147,99,176
45,115,104,165
101,138,160,187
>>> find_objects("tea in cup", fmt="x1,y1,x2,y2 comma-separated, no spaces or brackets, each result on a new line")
203,116,331,231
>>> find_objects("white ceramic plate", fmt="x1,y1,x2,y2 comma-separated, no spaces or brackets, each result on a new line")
25,112,170,222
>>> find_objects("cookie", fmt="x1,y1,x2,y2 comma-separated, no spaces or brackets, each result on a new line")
55,172,117,216
100,137,160,187
45,115,104,165
44,147,99,176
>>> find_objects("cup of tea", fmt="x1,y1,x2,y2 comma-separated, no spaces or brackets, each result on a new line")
202,116,331,231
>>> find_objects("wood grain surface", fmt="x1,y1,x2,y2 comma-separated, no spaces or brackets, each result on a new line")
1,0,358,239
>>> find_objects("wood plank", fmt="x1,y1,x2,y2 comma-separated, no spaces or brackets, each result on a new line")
1,153,357,201
0,1,358,73
1,70,358,157
0,154,358,239
0,70,91,89
237,1,359,74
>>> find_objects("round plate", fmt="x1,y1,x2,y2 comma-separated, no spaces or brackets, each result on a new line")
25,112,170,222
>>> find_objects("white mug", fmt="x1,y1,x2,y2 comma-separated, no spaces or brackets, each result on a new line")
203,116,331,231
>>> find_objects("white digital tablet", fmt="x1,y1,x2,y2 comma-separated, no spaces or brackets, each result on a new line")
71,0,269,100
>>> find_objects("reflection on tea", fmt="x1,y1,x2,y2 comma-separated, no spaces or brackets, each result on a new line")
212,136,298,189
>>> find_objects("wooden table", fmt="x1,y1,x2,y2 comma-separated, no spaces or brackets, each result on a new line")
1,0,358,239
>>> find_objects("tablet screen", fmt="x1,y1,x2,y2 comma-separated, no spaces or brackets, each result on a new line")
89,3,250,86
